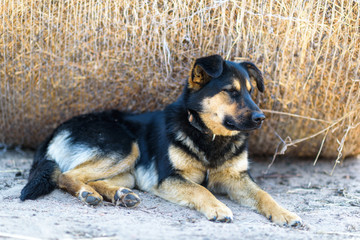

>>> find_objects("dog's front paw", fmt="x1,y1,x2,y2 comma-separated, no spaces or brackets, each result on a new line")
114,188,141,208
204,202,233,223
78,190,103,206
266,207,302,227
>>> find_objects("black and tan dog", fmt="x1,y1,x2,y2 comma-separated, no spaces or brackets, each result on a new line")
21,55,301,226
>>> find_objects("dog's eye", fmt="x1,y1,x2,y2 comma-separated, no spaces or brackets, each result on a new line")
223,88,237,93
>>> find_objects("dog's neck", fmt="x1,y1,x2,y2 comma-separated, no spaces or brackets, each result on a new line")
187,110,213,137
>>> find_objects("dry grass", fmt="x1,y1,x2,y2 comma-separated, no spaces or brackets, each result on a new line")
0,0,359,160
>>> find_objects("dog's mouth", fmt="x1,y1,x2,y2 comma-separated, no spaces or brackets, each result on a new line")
224,118,263,132
224,120,241,131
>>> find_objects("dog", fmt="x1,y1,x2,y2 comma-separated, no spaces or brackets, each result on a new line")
20,55,301,226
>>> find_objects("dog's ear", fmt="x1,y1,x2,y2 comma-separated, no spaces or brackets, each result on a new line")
188,55,224,90
240,62,265,92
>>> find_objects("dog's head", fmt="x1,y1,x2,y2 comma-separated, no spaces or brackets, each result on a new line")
185,55,265,136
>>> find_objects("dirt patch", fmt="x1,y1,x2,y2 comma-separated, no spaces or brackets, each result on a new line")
1,150,360,239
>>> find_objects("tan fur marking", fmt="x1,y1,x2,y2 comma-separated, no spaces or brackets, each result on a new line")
168,145,206,183
69,142,139,183
208,171,258,205
212,151,248,174
87,173,135,202
200,93,239,136
228,138,245,156
58,173,100,199
175,131,208,164
104,172,136,189
57,142,139,201
155,178,233,221
86,182,119,202
233,80,241,91
223,80,241,92
246,80,252,92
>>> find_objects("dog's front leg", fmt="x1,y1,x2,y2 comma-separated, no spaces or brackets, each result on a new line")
155,176,233,222
208,168,302,226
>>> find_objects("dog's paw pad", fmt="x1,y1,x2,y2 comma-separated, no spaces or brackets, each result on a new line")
218,216,233,223
114,188,141,208
289,220,302,227
78,191,102,206
210,216,233,223
210,217,217,222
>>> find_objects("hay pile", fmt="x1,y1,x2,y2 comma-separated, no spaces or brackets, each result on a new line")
1,0,359,161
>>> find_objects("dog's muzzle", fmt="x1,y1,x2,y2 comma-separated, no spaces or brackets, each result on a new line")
224,111,265,131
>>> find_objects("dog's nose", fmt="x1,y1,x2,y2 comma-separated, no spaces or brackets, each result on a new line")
251,112,265,124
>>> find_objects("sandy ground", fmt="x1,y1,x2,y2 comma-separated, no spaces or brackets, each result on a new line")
1,150,360,240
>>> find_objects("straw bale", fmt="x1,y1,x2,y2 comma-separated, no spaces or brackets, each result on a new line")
1,0,359,160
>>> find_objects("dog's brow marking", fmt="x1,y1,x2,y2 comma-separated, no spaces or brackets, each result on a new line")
233,80,241,91
223,85,234,91
246,80,252,92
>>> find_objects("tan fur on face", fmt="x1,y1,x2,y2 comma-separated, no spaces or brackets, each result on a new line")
222,79,241,92
199,92,239,136
246,80,252,92
234,80,241,91
168,145,206,183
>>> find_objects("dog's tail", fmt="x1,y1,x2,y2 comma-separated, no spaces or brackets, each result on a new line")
20,138,60,201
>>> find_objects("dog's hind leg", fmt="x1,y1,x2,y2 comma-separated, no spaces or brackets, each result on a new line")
58,172,103,206
58,142,139,206
87,173,141,208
